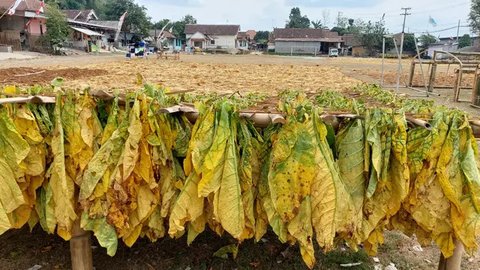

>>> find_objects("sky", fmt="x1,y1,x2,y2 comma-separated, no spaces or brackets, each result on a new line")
136,0,472,38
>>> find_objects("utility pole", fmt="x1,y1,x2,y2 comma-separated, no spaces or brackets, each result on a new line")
396,7,411,92
456,19,461,42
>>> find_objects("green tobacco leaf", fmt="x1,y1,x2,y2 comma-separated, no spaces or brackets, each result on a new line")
81,212,118,256
213,244,239,259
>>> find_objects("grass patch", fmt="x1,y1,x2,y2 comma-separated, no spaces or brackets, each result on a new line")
319,248,373,270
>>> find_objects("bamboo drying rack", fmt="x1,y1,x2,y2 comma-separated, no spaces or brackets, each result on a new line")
0,92,474,270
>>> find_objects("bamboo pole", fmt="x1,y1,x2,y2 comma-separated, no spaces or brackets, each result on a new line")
70,220,93,270
438,239,464,270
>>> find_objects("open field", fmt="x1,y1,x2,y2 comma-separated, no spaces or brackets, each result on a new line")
1,53,478,116
1,53,480,270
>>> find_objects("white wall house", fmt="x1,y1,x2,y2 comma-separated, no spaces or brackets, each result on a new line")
185,24,240,51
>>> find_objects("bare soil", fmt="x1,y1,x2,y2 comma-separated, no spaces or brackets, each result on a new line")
0,67,107,85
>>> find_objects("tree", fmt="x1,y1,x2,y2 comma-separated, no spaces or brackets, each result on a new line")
171,15,197,40
44,4,70,53
418,34,437,49
403,34,417,52
331,26,347,35
459,34,472,48
153,19,171,30
470,0,480,33
360,20,392,56
286,7,310,28
46,0,104,10
311,20,322,29
104,0,151,36
254,31,270,44
45,0,87,9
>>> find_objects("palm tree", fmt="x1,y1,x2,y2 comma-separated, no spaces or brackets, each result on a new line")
312,20,322,29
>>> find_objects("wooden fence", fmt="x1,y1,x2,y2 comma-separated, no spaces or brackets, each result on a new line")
0,30,21,51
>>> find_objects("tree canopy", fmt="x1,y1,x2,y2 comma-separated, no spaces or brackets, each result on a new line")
286,7,310,28
46,0,105,13
44,3,70,52
311,20,322,29
104,0,151,36
470,0,480,33
418,34,437,49
254,31,270,44
459,34,472,48
153,15,197,40
359,20,392,56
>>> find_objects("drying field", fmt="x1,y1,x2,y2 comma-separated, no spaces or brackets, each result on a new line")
0,54,361,95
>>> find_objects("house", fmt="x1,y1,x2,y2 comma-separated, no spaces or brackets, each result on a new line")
341,34,366,57
63,9,123,50
148,29,181,51
0,0,47,51
237,31,249,50
426,38,458,58
237,30,256,50
184,24,240,51
272,28,343,55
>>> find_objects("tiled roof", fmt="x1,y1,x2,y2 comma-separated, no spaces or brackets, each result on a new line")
185,24,240,36
0,0,43,12
273,28,340,40
149,30,176,39
63,9,81,20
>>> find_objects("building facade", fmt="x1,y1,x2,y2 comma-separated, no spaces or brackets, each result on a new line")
0,0,47,51
185,24,240,51
272,28,343,55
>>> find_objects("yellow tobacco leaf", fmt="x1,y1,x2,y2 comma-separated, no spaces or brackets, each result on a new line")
198,103,231,197
159,163,177,218
0,158,24,213
3,85,16,94
187,213,206,245
288,197,315,269
311,113,356,249
49,96,77,240
14,105,43,144
364,228,384,256
169,172,204,237
122,99,142,180
145,207,165,242
0,202,11,235
185,105,215,176
217,122,245,239
268,120,315,223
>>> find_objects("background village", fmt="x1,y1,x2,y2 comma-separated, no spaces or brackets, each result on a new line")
0,0,476,58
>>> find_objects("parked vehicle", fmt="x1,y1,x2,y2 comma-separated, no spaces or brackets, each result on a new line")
328,48,339,57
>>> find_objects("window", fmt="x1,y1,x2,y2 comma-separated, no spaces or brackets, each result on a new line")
210,39,215,45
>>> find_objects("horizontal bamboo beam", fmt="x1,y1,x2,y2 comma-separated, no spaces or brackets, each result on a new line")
1,97,479,136
0,95,55,104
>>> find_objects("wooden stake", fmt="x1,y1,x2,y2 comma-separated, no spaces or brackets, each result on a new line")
70,220,93,270
438,239,464,270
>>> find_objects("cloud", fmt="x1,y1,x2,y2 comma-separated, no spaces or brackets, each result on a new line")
140,0,204,7
285,0,381,8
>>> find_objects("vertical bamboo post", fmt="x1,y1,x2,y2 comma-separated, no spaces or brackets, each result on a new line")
472,68,480,106
70,220,93,270
408,61,416,87
438,239,464,270
428,63,437,93
454,67,463,102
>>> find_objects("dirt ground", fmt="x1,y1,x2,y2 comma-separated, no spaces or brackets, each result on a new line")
1,53,480,270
